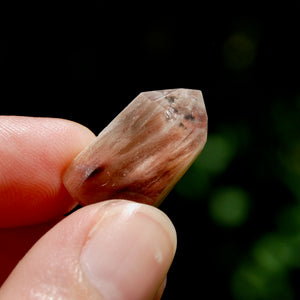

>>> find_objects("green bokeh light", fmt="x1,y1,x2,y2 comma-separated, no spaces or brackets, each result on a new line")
176,133,236,200
231,262,294,300
252,234,295,273
209,187,250,227
200,134,236,174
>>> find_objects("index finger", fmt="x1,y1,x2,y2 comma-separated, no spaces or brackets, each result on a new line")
0,116,95,228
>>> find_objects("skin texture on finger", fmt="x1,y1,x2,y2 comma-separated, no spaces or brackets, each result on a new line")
0,200,176,300
0,116,95,227
0,218,61,286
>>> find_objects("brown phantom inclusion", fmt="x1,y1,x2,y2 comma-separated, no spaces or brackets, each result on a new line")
63,89,208,206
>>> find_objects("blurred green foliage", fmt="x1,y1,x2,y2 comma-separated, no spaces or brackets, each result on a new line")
176,133,237,198
175,92,299,299
209,187,250,227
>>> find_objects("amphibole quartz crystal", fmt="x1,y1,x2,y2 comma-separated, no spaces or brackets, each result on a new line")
63,89,208,206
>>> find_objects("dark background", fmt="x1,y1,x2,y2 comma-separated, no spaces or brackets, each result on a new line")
1,3,300,299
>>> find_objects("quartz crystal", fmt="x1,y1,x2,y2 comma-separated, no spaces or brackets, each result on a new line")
63,89,208,206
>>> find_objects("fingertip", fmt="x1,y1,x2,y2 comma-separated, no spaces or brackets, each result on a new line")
0,116,96,227
0,200,176,300
79,200,176,300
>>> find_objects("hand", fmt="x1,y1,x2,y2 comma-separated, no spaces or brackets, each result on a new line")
0,116,176,300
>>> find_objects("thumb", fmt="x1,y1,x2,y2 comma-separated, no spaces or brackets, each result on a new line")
0,200,176,300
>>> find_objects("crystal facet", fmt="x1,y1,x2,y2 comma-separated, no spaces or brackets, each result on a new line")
63,89,208,206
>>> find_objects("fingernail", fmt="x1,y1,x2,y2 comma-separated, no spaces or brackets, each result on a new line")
80,201,176,300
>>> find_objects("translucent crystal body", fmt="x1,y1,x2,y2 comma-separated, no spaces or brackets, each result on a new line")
63,89,208,206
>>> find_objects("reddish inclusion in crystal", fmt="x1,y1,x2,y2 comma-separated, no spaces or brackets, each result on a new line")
63,89,207,206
